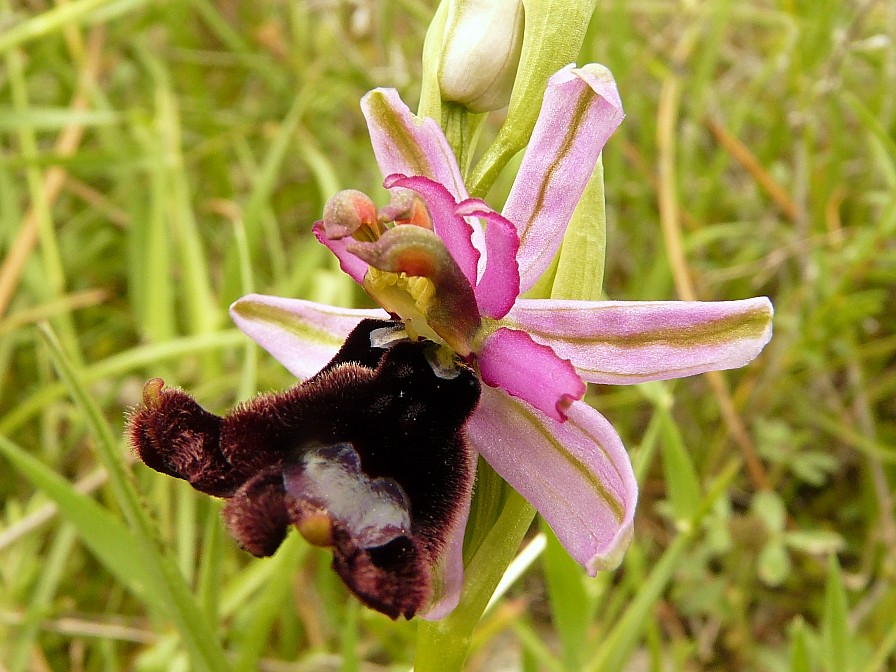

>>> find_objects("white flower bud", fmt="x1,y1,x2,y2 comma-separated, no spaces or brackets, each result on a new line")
438,0,525,113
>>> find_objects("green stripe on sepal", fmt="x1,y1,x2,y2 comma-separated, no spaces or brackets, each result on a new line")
550,155,606,301
230,299,347,350
523,155,606,302
364,91,436,178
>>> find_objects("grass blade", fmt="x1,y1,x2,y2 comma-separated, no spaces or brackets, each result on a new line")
823,555,849,672
0,434,155,605
586,459,740,671
37,323,232,672
541,522,592,671
659,408,702,523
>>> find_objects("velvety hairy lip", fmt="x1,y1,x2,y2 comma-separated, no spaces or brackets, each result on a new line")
127,319,481,620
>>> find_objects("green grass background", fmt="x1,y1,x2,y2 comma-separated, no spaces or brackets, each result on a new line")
1,0,894,670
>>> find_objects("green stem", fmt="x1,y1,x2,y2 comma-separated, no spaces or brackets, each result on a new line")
441,102,469,175
414,489,535,672
467,136,520,199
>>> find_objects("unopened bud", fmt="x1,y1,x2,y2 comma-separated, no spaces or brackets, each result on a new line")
438,0,525,113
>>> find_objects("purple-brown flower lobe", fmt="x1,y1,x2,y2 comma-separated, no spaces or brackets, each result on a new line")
126,319,481,619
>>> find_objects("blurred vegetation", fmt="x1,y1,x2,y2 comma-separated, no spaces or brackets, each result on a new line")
1,0,894,670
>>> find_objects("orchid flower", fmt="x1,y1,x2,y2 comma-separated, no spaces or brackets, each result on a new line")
229,63,774,619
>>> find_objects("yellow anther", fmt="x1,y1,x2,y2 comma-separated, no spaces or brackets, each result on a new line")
406,276,437,313
368,269,438,322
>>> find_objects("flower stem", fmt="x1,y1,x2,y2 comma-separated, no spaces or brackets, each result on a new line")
414,489,535,672
441,101,476,177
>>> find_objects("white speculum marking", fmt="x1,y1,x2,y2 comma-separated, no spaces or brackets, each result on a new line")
285,443,412,549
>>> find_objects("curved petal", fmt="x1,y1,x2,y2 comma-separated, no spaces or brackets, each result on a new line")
504,297,774,384
467,387,637,575
478,327,585,421
361,88,468,201
502,64,624,293
455,199,520,319
229,294,387,379
384,174,481,286
312,221,369,284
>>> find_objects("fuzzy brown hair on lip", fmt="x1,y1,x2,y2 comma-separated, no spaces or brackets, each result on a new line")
126,319,481,619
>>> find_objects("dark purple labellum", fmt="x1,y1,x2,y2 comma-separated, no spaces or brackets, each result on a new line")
126,319,480,619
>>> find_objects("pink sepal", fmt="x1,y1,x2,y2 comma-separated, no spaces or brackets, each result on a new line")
467,387,637,575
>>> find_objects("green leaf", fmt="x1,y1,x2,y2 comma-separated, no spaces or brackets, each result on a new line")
0,0,136,55
822,554,849,672
757,541,791,587
463,457,510,564
0,107,120,130
586,460,740,671
242,93,307,264
232,535,306,672
541,522,592,670
784,530,845,555
752,491,787,534
549,156,606,300
132,120,175,343
659,409,701,524
138,53,220,339
1,330,245,436
511,618,567,672
339,599,361,672
8,524,77,672
861,607,896,672
789,617,812,672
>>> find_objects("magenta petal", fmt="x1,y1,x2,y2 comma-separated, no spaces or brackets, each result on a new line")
505,297,774,384
385,174,481,287
478,327,586,421
455,199,520,319
467,387,637,574
229,294,388,379
361,88,468,201
312,221,368,284
502,64,625,293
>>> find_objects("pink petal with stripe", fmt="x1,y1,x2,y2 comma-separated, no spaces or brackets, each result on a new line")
504,297,774,384
467,387,637,575
229,294,388,380
502,64,624,293
361,88,468,201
